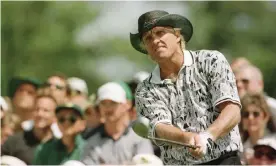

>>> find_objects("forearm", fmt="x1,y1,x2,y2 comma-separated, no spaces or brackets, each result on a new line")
155,123,191,144
207,102,241,141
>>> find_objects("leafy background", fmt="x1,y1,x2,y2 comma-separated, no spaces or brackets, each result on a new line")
2,1,276,97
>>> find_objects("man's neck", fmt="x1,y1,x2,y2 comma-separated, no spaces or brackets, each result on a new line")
33,126,53,142
62,135,76,153
104,120,129,140
159,49,184,80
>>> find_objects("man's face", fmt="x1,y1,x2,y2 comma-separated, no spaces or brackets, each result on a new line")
142,26,181,63
235,68,262,98
13,83,36,110
98,100,129,123
84,106,101,128
249,146,276,165
241,104,267,132
46,76,67,105
34,97,57,129
57,109,85,136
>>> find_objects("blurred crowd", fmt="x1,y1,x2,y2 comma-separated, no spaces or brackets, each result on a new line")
0,57,276,165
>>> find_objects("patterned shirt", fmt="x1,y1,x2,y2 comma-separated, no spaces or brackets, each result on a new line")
135,50,243,165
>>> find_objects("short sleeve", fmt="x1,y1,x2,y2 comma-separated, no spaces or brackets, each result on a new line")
206,51,241,108
135,82,172,146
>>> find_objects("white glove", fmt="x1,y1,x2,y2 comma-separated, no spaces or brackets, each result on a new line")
198,131,214,155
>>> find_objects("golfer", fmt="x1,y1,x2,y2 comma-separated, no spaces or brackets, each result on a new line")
130,10,243,165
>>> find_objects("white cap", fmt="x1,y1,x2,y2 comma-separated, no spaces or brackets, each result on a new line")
0,96,8,111
133,71,150,83
67,77,88,95
0,155,27,166
97,82,126,104
132,154,163,165
62,160,85,166
254,136,276,150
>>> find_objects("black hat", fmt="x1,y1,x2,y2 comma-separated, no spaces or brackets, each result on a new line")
8,77,42,97
130,10,193,54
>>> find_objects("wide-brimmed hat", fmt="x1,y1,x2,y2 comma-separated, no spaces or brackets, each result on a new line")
130,10,193,54
8,77,42,98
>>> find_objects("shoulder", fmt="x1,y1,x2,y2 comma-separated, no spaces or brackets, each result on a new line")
190,49,226,63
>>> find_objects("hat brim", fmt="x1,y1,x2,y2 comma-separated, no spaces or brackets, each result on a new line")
130,14,193,54
9,77,42,97
55,105,84,118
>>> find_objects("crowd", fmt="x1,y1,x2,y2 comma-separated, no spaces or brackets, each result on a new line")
0,57,276,165
0,72,162,165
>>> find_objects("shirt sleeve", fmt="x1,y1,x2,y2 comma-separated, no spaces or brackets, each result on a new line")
205,51,241,108
135,82,172,146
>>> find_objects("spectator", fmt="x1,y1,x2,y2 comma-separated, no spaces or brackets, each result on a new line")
235,65,276,129
33,103,86,165
240,93,276,163
44,73,69,105
1,112,21,145
8,77,41,123
247,136,276,165
230,57,251,73
67,77,89,110
81,101,104,140
81,82,154,165
1,94,57,164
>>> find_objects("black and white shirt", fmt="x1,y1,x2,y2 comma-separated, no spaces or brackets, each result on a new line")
135,50,243,165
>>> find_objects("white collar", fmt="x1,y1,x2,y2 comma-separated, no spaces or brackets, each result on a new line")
149,50,194,84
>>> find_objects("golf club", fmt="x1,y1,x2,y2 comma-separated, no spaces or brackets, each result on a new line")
132,116,200,149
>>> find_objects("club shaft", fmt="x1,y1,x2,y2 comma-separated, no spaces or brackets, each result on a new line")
148,136,199,149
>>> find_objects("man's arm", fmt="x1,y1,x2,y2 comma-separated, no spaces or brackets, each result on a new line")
206,101,241,141
155,123,194,144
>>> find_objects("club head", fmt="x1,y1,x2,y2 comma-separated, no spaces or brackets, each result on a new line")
132,116,150,138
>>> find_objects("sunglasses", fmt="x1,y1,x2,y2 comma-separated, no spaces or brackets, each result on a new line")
58,115,77,124
242,111,260,118
43,82,65,90
255,150,276,160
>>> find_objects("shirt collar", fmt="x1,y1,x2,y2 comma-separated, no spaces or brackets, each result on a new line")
149,50,194,84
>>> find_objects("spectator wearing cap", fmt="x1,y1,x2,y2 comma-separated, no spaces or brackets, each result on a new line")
67,77,89,110
33,103,86,165
247,136,276,165
81,82,153,165
8,77,41,123
44,73,69,105
1,94,57,164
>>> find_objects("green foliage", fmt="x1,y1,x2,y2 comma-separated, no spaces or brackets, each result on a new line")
187,1,276,97
1,1,100,95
